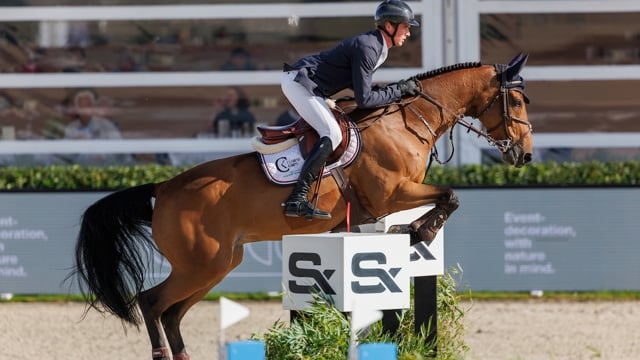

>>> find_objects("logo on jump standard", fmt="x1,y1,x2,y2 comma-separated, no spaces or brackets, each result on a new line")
288,251,403,295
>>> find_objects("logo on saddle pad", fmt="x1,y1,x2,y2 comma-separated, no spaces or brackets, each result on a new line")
251,126,361,185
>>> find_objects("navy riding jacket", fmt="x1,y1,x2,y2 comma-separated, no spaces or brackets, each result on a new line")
289,30,402,109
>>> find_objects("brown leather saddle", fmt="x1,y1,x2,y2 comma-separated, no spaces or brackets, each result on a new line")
256,104,375,225
255,107,353,164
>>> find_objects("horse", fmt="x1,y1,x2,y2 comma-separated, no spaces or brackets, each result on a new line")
71,53,533,359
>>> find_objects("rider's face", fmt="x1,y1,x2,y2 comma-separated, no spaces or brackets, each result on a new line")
393,23,412,46
384,22,412,47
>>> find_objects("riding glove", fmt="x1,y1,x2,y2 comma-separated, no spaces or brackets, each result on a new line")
398,79,420,97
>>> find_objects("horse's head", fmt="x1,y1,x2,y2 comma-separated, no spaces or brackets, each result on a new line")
476,53,533,167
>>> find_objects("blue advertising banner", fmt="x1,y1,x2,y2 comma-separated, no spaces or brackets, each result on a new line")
0,192,284,294
0,188,638,294
443,188,640,291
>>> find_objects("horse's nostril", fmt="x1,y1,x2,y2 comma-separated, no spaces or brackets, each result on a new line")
524,153,532,163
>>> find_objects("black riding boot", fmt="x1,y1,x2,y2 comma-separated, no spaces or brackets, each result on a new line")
283,136,333,220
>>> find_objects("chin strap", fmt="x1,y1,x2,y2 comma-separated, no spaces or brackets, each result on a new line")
378,24,399,47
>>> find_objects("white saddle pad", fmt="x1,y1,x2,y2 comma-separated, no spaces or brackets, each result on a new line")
255,127,361,185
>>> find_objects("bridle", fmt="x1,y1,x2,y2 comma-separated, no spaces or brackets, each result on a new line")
473,64,533,153
405,64,532,167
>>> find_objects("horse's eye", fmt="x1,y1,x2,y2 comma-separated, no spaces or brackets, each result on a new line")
512,99,523,108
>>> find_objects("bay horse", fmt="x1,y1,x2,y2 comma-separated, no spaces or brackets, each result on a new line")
71,53,533,359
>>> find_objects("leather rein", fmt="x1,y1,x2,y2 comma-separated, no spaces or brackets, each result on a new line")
403,64,532,167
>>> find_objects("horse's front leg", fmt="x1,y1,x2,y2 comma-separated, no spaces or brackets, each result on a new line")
386,183,459,244
408,187,459,243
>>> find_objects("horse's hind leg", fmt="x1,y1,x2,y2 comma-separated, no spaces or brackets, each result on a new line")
138,271,211,360
161,246,246,360
161,287,211,360
138,283,174,360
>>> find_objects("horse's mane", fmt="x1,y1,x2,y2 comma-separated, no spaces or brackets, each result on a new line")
412,62,483,81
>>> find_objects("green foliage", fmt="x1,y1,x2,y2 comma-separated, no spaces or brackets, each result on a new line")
434,265,468,359
426,161,640,186
255,268,468,360
0,161,637,191
257,296,352,360
0,164,190,190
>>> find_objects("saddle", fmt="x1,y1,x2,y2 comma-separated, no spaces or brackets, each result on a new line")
251,102,374,226
251,103,361,186
255,107,352,164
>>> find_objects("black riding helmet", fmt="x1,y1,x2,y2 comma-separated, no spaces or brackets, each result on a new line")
374,0,419,46
375,0,420,27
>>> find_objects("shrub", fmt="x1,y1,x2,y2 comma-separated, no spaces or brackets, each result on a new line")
255,267,468,360
0,161,637,191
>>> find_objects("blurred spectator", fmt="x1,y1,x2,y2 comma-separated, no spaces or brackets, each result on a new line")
276,106,300,126
63,89,131,165
220,47,258,71
64,89,121,139
211,87,256,137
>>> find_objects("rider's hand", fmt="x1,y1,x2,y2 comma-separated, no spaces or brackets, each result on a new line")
398,79,420,97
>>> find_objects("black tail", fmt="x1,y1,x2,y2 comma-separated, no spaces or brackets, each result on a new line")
72,183,155,326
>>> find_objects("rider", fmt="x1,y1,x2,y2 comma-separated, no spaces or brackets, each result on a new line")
281,0,421,220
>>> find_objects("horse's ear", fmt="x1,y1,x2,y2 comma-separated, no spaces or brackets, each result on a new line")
507,52,527,67
504,52,529,80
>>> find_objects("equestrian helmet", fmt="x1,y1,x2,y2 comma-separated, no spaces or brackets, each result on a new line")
375,0,420,27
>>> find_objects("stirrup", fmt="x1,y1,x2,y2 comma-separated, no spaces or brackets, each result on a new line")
283,200,332,220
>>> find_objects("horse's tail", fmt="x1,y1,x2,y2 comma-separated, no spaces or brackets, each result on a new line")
72,183,156,327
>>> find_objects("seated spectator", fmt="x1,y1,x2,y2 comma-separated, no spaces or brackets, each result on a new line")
64,89,121,139
211,87,256,137
63,89,131,165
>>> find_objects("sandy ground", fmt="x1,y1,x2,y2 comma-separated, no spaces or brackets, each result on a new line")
0,299,638,360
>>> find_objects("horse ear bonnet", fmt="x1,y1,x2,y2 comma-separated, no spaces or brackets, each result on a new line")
502,52,528,90
498,52,530,103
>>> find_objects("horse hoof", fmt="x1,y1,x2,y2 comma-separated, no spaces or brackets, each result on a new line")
387,224,411,234
416,209,448,243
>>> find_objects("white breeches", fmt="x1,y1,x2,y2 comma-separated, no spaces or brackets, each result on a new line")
281,70,342,150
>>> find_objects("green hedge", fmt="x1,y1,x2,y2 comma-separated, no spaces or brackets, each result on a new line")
427,161,639,187
0,161,638,191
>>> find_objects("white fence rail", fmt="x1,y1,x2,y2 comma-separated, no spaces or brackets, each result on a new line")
1,0,638,163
